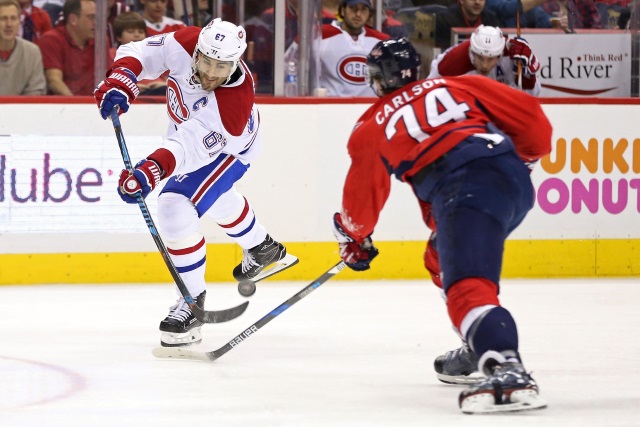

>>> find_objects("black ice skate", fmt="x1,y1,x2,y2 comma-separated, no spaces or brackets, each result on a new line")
233,234,286,281
434,343,482,385
458,351,547,414
159,291,206,347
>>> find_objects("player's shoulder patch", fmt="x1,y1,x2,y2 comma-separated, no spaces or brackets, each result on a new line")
174,26,200,56
215,63,255,136
437,41,475,76
322,24,342,39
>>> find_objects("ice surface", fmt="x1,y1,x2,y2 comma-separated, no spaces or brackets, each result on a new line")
1,278,639,426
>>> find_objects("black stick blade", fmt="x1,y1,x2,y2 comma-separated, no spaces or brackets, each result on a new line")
191,301,249,323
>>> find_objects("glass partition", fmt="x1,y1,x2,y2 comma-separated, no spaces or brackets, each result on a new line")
83,0,637,98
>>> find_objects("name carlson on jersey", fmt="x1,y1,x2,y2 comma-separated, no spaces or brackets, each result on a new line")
337,55,368,84
375,78,447,125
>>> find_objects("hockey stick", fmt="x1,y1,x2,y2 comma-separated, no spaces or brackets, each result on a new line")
516,1,522,90
191,0,200,27
152,260,347,361
109,109,249,323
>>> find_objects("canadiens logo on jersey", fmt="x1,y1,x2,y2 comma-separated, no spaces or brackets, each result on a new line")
167,76,190,124
337,55,368,84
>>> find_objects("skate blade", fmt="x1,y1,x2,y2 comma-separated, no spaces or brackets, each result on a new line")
160,328,202,347
460,389,548,414
437,372,484,385
152,346,213,361
250,253,299,283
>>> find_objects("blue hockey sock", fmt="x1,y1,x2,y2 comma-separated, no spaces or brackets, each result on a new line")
466,306,519,357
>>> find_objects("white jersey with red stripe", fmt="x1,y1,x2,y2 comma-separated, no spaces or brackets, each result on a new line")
428,40,541,97
112,26,261,176
318,21,389,97
145,16,187,36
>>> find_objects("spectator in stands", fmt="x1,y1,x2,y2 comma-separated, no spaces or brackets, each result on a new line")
379,4,409,38
32,0,61,25
140,0,185,36
18,0,51,44
435,0,501,50
0,0,46,94
286,0,390,97
110,10,145,62
242,1,273,93
111,11,167,95
259,0,339,49
540,0,602,29
259,0,301,51
429,25,541,96
485,0,568,28
595,0,631,28
39,0,97,95
107,0,129,47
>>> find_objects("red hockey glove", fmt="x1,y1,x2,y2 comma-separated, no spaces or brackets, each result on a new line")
117,159,163,203
508,37,540,76
332,212,379,271
94,67,140,120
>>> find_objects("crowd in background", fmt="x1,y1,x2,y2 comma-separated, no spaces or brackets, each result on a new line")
0,0,635,96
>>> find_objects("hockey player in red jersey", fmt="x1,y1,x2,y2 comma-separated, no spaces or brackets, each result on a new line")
331,38,551,413
429,25,541,96
94,19,291,348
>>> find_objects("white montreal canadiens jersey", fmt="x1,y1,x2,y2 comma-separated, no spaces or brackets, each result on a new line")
319,21,389,97
114,27,261,175
145,16,186,36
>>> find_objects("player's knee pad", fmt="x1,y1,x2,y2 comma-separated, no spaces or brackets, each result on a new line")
157,192,200,242
446,277,500,332
165,232,205,251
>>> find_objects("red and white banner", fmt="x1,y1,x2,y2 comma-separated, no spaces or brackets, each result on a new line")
524,32,631,97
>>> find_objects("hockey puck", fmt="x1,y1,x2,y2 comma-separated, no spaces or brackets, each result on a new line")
238,280,256,297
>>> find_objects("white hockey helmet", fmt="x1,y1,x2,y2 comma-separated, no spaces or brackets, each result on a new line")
193,18,247,82
469,25,505,58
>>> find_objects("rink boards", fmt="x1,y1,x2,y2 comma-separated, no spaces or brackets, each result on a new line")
0,98,638,283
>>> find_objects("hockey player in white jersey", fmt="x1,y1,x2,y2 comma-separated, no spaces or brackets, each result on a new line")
94,19,289,347
284,0,389,96
429,25,541,97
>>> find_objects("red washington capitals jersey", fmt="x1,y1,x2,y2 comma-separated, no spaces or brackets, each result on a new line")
340,75,552,241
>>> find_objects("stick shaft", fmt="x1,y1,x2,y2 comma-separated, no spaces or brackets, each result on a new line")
516,4,522,89
209,261,347,360
110,110,196,305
